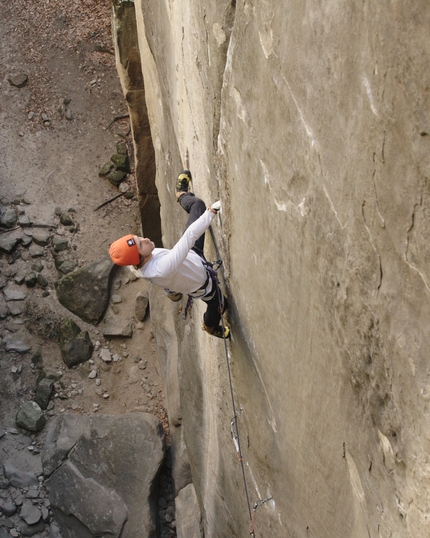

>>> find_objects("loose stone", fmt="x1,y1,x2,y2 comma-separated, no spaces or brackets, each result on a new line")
100,348,112,362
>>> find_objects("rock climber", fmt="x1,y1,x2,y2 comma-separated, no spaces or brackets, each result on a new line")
108,170,229,339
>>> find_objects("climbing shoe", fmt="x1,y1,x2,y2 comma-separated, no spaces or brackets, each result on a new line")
176,170,192,196
202,323,230,339
166,291,183,302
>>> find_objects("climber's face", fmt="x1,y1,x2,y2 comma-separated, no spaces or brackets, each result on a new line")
133,236,154,265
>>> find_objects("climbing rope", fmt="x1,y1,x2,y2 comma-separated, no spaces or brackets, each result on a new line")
183,220,273,535
209,262,256,533
211,260,273,536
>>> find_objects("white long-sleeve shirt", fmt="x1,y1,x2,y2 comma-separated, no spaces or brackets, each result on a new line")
131,209,216,296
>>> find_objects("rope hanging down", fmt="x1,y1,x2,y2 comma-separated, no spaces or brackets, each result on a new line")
211,260,274,536
211,262,255,531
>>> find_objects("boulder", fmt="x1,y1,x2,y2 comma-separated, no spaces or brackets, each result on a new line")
32,229,51,246
175,484,203,538
18,520,45,536
31,260,44,272
107,169,126,187
116,141,128,155
8,73,28,87
0,233,20,253
37,273,49,288
135,290,149,321
59,319,94,368
25,271,38,287
102,313,134,337
0,206,17,228
18,214,31,227
49,523,63,538
0,501,17,516
110,152,130,173
2,286,27,301
4,336,31,354
99,161,114,177
43,413,165,538
55,256,115,325
57,259,78,274
28,244,44,257
2,463,39,488
16,401,46,432
31,348,43,369
52,236,68,253
34,377,55,409
20,501,42,525
59,213,73,226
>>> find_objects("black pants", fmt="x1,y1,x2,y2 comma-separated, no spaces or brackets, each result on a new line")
179,193,223,328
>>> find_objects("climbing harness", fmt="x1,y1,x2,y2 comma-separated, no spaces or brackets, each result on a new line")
181,259,223,322
183,295,194,320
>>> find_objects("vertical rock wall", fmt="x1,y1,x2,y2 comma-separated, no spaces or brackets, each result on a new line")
112,0,161,246
113,1,430,537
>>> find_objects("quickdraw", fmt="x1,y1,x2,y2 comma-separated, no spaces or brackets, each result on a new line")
249,498,273,536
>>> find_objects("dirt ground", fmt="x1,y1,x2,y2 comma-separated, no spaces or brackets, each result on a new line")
0,0,169,467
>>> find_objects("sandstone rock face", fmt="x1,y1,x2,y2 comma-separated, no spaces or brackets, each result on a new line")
43,413,165,538
114,2,430,537
112,0,160,246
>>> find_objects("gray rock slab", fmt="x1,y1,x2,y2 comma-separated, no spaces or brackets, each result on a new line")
18,214,32,227
32,229,51,246
31,217,56,228
28,244,44,257
0,302,9,318
48,460,127,537
0,206,18,228
20,501,42,525
18,519,45,536
55,256,115,325
49,522,63,538
4,334,32,354
0,501,17,516
3,463,39,488
43,413,165,538
8,73,28,87
34,378,54,410
102,315,134,338
16,401,46,432
135,291,149,321
2,286,27,302
8,301,24,316
59,319,94,368
175,483,202,538
4,319,25,332
57,259,78,274
0,234,20,253
52,236,68,252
